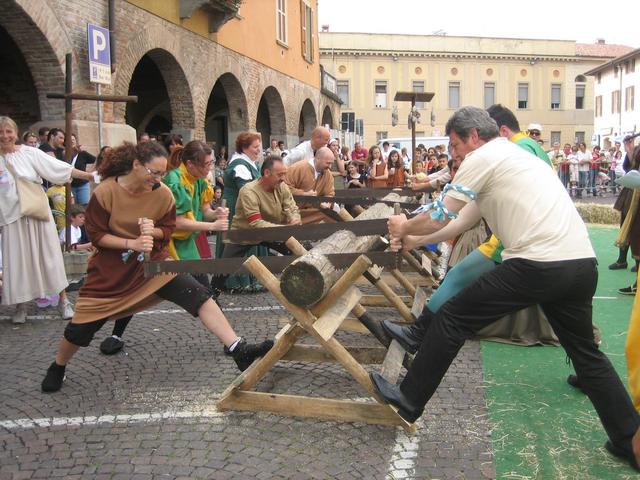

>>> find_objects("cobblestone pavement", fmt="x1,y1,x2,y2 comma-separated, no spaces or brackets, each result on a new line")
0,286,494,480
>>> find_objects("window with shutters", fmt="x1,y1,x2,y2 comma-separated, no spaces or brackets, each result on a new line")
518,83,529,109
575,84,585,109
375,81,387,108
625,86,635,112
337,80,349,107
551,84,561,110
341,112,355,132
448,82,460,109
412,81,425,108
276,0,287,45
612,90,621,114
484,82,495,109
595,95,602,117
300,1,313,63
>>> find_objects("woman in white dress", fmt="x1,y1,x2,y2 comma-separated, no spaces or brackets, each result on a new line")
0,116,94,323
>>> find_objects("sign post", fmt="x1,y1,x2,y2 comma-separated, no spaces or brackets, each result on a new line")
48,51,136,251
87,23,112,149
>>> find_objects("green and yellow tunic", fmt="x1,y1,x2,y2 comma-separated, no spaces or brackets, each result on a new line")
162,164,214,260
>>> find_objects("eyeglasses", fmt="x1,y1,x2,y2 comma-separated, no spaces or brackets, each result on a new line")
143,165,164,178
529,130,541,136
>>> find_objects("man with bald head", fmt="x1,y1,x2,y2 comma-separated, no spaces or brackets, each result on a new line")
285,146,336,224
283,126,331,166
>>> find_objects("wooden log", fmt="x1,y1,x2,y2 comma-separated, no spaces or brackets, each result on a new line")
280,194,405,307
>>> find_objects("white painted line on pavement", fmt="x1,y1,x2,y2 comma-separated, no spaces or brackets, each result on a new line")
593,296,618,299
387,426,420,479
0,304,285,321
0,408,227,430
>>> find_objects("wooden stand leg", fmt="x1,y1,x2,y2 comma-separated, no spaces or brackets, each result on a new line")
389,268,417,297
215,252,416,433
363,269,415,323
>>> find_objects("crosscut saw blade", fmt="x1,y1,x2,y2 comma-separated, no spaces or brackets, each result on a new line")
143,251,401,277
333,187,418,198
225,217,389,243
293,195,419,209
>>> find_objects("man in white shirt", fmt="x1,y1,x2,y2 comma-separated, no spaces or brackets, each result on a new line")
371,106,640,469
283,127,331,166
576,141,592,199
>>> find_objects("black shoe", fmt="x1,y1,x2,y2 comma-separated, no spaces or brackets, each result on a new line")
619,285,638,296
66,277,85,292
369,372,423,423
381,320,424,355
100,336,125,355
41,362,66,393
605,440,640,471
225,338,274,372
609,261,628,270
566,374,585,393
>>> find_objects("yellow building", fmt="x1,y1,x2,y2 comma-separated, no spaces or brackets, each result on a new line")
320,32,632,149
2,0,339,153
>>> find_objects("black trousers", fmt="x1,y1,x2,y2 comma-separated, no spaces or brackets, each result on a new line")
64,274,212,347
401,257,640,448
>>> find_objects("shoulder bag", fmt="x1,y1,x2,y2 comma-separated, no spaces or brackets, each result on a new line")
2,157,51,221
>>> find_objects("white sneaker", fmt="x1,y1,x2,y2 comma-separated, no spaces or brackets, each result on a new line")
12,303,27,324
58,298,74,320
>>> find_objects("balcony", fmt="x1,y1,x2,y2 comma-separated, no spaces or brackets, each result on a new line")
179,0,242,33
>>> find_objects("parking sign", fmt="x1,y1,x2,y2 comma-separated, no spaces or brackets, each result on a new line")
87,23,111,85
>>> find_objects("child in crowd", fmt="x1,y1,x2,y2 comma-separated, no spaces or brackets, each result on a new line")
59,204,92,251
211,185,223,210
410,161,428,184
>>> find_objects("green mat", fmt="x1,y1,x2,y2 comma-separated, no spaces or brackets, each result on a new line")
483,225,639,479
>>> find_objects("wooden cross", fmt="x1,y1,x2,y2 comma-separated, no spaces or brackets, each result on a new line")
46,53,138,251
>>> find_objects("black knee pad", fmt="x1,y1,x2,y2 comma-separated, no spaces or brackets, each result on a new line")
64,320,106,347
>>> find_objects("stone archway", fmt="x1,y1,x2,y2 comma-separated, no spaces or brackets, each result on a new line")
205,73,249,152
256,86,286,147
115,25,196,138
298,99,317,141
124,49,194,138
0,1,73,124
321,105,334,129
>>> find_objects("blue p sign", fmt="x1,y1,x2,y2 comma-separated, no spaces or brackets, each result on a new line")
87,24,111,84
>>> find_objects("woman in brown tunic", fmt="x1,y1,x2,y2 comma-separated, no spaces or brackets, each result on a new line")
41,142,273,392
366,145,388,188
386,149,406,187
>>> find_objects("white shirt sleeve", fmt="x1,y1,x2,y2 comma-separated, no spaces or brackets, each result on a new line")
233,164,253,181
446,151,492,204
26,147,73,185
283,142,310,166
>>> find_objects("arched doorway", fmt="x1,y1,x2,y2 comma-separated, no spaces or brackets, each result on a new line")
205,73,249,153
0,1,68,127
298,99,317,141
125,49,194,138
256,86,286,148
0,25,40,129
321,106,334,129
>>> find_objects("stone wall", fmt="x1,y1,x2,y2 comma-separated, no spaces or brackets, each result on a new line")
2,0,339,153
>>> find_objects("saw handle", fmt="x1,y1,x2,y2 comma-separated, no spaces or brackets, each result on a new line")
393,203,402,268
139,217,152,262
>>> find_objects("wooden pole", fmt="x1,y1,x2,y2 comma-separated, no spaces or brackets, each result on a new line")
46,92,138,102
64,53,73,252
411,96,416,175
